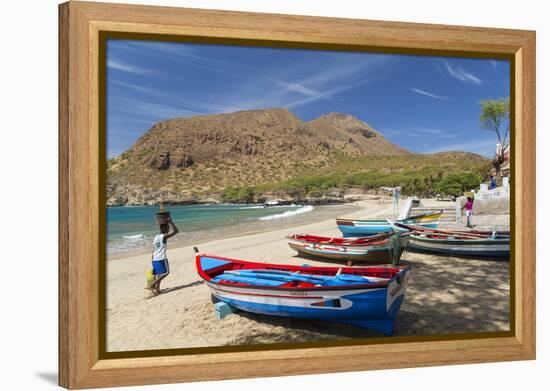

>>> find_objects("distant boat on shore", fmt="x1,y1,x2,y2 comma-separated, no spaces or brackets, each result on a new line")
263,199,283,207
391,222,510,258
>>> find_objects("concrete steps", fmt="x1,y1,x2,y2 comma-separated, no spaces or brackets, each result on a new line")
411,206,456,223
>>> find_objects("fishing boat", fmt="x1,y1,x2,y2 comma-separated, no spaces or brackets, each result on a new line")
195,249,411,336
286,232,409,265
336,210,442,237
391,222,510,258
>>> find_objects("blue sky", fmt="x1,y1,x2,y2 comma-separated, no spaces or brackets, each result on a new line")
106,39,510,159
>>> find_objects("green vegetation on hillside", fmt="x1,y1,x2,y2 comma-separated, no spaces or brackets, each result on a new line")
106,108,498,206
218,154,492,202
221,186,255,203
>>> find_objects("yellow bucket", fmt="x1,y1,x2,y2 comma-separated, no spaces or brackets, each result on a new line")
145,268,154,288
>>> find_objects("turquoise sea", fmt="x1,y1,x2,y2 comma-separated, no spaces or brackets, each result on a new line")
107,203,359,255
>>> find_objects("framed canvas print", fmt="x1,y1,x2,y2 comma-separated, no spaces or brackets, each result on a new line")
58,1,536,389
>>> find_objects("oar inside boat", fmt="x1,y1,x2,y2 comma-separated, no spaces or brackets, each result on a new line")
390,221,510,239
218,268,379,286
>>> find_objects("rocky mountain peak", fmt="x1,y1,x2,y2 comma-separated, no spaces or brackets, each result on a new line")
107,108,412,204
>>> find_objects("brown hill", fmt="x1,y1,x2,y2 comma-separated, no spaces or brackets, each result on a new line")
107,108,411,205
425,151,490,161
117,108,408,168
307,112,410,156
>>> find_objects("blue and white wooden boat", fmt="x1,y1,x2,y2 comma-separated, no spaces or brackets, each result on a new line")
391,222,510,258
195,250,411,336
336,210,442,237
408,233,510,258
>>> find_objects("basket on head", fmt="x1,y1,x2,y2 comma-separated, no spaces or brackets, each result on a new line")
156,211,171,225
155,203,171,225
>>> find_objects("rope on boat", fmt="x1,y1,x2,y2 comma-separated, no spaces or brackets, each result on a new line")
388,233,403,266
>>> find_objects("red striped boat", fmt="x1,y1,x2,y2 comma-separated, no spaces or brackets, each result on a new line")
286,232,409,265
195,248,411,336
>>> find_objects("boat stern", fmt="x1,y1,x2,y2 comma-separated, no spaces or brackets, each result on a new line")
386,267,410,319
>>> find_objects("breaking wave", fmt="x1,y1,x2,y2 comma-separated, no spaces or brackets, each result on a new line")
259,205,314,221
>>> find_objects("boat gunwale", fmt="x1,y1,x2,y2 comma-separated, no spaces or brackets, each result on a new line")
410,234,510,245
289,243,389,254
286,233,394,248
336,210,443,225
195,253,409,293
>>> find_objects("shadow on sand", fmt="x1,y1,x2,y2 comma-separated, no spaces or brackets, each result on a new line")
224,251,509,344
163,280,204,294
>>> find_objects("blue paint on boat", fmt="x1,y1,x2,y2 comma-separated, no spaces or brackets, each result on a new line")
212,269,372,286
211,274,287,286
200,257,231,271
407,244,510,258
215,287,404,336
339,222,439,237
214,301,238,319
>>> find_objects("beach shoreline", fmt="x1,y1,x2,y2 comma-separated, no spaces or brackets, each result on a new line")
108,201,366,260
106,198,510,352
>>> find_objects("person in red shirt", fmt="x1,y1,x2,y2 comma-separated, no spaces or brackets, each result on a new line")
461,197,474,228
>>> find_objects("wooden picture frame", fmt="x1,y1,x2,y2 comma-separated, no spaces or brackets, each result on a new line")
59,1,536,389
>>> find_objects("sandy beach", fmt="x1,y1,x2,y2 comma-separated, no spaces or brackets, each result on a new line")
106,198,510,352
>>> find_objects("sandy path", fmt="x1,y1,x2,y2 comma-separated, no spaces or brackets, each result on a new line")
106,199,509,352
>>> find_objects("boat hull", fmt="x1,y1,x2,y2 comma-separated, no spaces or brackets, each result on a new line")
336,211,442,237
287,234,409,264
408,235,510,258
337,221,439,236
206,277,408,335
196,253,410,335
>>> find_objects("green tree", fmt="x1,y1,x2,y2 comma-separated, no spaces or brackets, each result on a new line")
435,172,482,197
479,97,510,175
221,186,255,203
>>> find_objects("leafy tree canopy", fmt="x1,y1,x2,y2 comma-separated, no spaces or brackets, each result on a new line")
435,172,482,197
479,97,510,147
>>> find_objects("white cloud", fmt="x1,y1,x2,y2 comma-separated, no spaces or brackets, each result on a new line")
286,83,320,97
195,57,386,114
437,134,458,138
122,41,230,64
379,129,400,137
410,88,449,100
109,79,240,114
109,96,199,119
113,40,238,76
414,128,444,135
444,61,482,85
381,127,456,139
106,59,155,75
108,47,393,121
286,81,373,109
413,128,456,137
